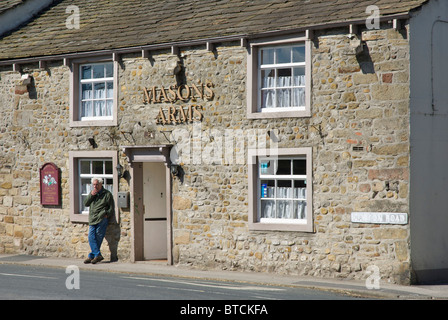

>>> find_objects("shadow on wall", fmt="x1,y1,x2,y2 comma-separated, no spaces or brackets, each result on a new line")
105,197,120,262
105,216,120,262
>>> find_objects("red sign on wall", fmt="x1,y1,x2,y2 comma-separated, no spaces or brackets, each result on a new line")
40,163,61,206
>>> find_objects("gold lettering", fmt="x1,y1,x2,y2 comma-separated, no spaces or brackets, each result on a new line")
192,105,203,121
168,85,177,102
144,86,159,103
143,87,151,103
148,81,211,124
186,105,194,122
153,86,160,103
154,105,204,124
157,87,169,103
178,106,188,123
177,84,191,101
191,83,203,100
168,105,178,124
151,86,161,103
204,83,214,100
155,107,166,124
143,82,214,103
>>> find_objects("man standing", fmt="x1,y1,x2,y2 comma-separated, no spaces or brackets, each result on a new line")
83,177,114,264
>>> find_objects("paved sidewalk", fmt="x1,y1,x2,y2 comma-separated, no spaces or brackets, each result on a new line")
0,254,447,300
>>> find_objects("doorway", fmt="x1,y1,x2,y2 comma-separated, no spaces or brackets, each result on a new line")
124,145,173,264
143,162,167,260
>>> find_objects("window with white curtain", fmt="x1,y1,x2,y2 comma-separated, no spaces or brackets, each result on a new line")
78,158,113,214
259,157,307,223
248,147,313,232
79,62,114,120
69,150,118,223
259,44,306,111
247,37,311,119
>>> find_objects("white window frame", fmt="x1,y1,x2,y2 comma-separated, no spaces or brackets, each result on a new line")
248,147,313,232
69,56,118,127
69,150,119,223
247,35,312,119
258,44,306,112
79,62,114,121
258,156,307,224
78,158,114,214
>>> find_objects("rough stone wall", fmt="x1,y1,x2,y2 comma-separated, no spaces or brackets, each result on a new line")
308,27,411,284
0,62,132,260
168,27,411,284
0,25,411,284
0,65,72,256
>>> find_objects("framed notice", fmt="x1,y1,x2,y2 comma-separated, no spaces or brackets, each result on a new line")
40,163,61,206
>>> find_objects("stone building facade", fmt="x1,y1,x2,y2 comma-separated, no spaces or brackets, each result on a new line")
0,0,447,285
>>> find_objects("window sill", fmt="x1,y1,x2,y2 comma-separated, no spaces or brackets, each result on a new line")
249,221,314,232
247,109,311,119
69,213,89,223
70,119,117,127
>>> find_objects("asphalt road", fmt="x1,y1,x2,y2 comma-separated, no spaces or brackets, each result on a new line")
0,264,363,301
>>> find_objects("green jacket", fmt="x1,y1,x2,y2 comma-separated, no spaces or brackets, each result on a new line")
84,188,114,225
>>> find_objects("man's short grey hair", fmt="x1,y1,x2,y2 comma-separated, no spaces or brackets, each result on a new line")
91,177,103,184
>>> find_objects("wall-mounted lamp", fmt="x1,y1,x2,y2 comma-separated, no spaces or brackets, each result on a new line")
20,73,32,85
170,164,180,177
116,163,123,179
88,137,97,148
173,60,182,76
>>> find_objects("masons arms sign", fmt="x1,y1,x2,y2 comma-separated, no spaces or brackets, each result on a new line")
142,82,214,125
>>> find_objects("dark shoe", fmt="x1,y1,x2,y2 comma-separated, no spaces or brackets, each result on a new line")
84,257,92,264
91,255,104,264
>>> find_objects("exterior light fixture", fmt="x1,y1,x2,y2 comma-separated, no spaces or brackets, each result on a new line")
116,163,123,179
88,137,97,148
170,164,180,176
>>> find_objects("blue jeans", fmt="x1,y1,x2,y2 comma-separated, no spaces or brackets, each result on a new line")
88,218,108,259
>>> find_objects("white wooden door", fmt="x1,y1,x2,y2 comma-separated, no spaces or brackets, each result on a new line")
143,162,167,260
